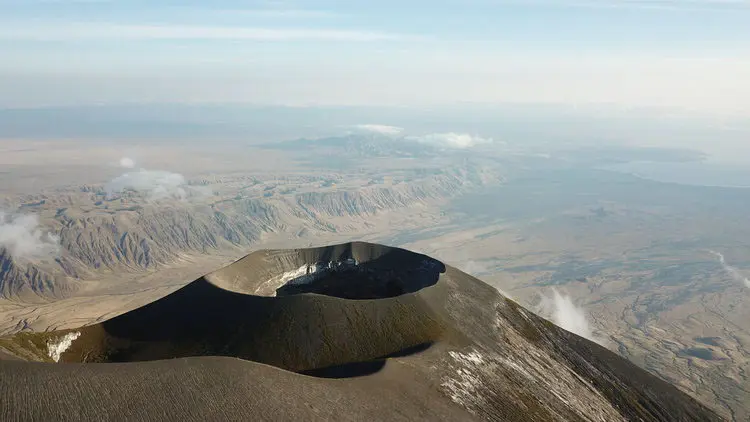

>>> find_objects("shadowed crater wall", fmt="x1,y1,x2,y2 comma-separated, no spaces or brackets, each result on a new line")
22,243,450,374
0,242,724,422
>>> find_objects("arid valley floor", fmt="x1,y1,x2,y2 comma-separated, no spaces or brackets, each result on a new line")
1,136,749,420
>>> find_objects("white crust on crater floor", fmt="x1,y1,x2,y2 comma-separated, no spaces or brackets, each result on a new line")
257,259,359,296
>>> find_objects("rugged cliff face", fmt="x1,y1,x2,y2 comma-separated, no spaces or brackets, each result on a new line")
0,249,72,300
0,165,503,299
0,242,721,421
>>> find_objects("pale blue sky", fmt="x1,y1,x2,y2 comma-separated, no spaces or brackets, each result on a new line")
1,0,749,113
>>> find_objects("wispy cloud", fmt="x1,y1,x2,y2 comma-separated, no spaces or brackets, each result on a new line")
408,133,493,149
106,161,211,201
537,289,610,347
0,211,60,260
0,23,406,42
709,250,750,288
460,260,489,276
354,124,405,135
106,169,188,200
119,157,136,169
352,125,493,149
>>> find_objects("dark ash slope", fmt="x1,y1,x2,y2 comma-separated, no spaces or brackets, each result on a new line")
0,242,722,422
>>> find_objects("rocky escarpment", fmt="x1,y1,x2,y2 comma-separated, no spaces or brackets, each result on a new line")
1,165,503,299
57,200,281,270
261,134,445,158
294,171,467,217
0,250,75,300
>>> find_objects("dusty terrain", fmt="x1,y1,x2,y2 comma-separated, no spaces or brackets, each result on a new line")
0,137,748,420
403,171,750,421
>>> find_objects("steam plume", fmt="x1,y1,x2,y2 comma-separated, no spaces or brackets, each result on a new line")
538,289,609,347
119,157,136,169
105,169,194,200
0,211,60,260
709,250,750,288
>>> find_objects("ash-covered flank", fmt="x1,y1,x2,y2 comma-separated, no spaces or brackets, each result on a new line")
0,242,723,422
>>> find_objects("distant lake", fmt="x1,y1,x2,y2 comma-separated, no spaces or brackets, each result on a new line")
604,161,750,188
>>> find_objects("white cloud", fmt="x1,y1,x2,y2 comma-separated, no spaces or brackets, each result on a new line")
106,169,190,200
538,289,609,347
3,53,747,116
354,124,405,135
408,133,493,149
351,126,492,148
0,23,405,42
709,250,750,288
460,260,489,276
0,211,60,260
119,157,136,169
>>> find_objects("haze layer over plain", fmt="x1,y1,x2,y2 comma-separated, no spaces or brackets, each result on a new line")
2,0,750,116
1,123,749,419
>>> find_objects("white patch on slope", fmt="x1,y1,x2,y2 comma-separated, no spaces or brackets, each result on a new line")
441,302,626,421
270,263,320,293
709,250,750,288
257,259,358,296
47,331,81,362
442,350,489,413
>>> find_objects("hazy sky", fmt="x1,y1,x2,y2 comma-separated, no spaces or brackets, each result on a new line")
1,0,749,114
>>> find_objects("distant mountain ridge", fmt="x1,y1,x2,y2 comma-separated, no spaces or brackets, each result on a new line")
261,134,448,158
0,165,503,299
